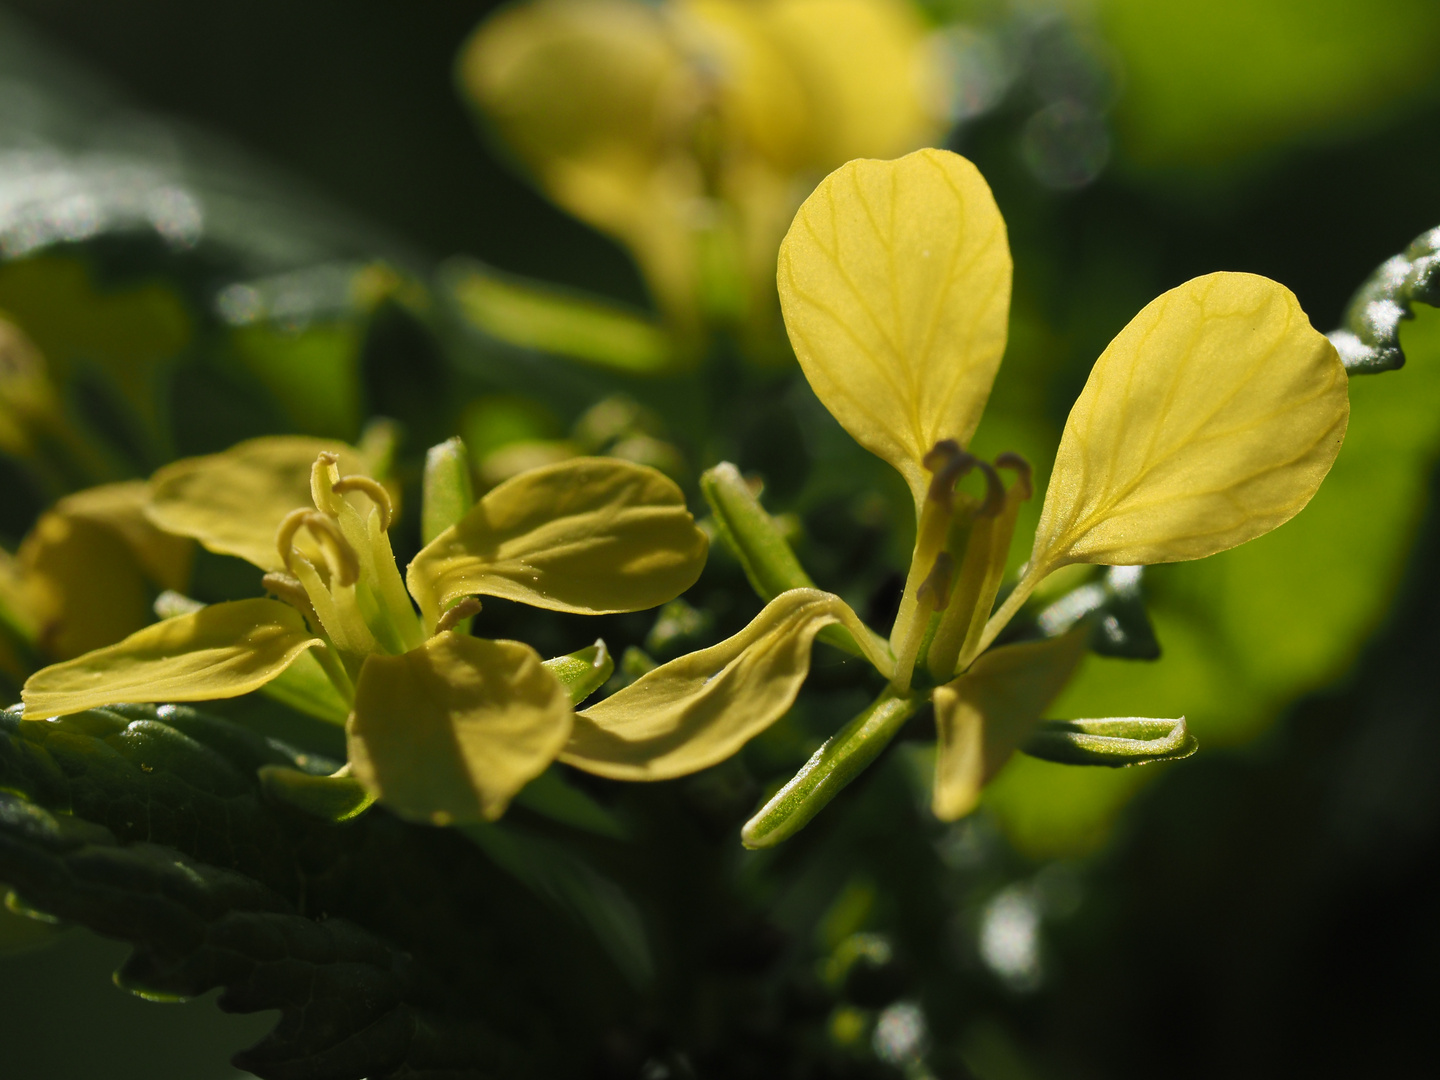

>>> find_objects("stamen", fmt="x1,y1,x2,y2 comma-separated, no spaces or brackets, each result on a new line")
435,597,482,635
332,474,394,530
922,439,976,510
262,571,320,626
302,512,360,586
275,507,312,573
916,552,955,611
975,461,1005,517
995,452,1033,499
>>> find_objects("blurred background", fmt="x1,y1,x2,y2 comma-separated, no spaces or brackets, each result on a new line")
2,1,1439,1077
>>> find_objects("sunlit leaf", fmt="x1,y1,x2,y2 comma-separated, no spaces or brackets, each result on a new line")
563,588,889,780
777,149,1011,508
445,258,675,373
407,457,708,627
21,598,322,718
347,633,573,825
146,435,364,571
932,629,1088,822
1029,272,1348,572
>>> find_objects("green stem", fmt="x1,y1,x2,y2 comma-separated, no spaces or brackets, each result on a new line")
741,686,924,849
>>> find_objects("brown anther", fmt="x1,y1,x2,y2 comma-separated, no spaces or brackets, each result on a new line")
975,461,1005,517
923,439,976,509
274,508,312,573
995,452,1033,500
436,597,482,634
262,571,320,625
916,552,955,611
332,474,394,530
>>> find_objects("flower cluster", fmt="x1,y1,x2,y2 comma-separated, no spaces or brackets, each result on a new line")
559,148,1349,843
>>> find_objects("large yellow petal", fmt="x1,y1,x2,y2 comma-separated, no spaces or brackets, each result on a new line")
17,484,193,662
777,149,1012,508
21,598,322,718
407,457,707,627
932,629,1088,822
146,436,364,571
346,633,572,825
50,481,194,593
759,0,941,168
562,588,889,780
1030,272,1349,572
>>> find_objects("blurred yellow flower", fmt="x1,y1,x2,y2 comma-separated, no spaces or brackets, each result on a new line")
561,149,1349,840
21,437,708,825
459,0,946,339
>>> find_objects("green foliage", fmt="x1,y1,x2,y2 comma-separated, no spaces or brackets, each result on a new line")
0,703,641,1079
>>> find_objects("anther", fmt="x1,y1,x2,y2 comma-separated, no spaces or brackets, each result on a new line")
975,461,1005,517
923,439,976,510
916,552,955,611
263,571,320,625
995,452,1033,500
332,474,394,530
435,597,482,635
302,512,360,586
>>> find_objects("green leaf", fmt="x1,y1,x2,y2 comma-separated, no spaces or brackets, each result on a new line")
462,822,653,989
257,646,351,725
442,257,676,374
0,702,629,1077
257,765,376,822
1022,716,1197,767
1330,226,1440,373
510,764,628,840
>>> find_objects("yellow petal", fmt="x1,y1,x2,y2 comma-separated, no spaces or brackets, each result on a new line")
777,149,1012,509
1030,272,1349,572
759,0,941,168
346,633,572,824
18,502,155,661
562,588,889,780
459,0,703,326
21,598,322,718
932,629,1088,822
51,481,194,592
147,436,365,571
407,457,708,627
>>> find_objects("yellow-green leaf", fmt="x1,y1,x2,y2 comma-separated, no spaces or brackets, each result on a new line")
407,457,708,628
1029,272,1348,573
146,436,365,571
932,629,1088,822
20,598,322,719
346,633,572,825
777,149,1012,508
562,588,889,780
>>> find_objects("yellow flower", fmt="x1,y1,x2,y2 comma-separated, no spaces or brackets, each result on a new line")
560,148,1349,843
0,481,194,696
458,0,944,336
20,436,709,825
